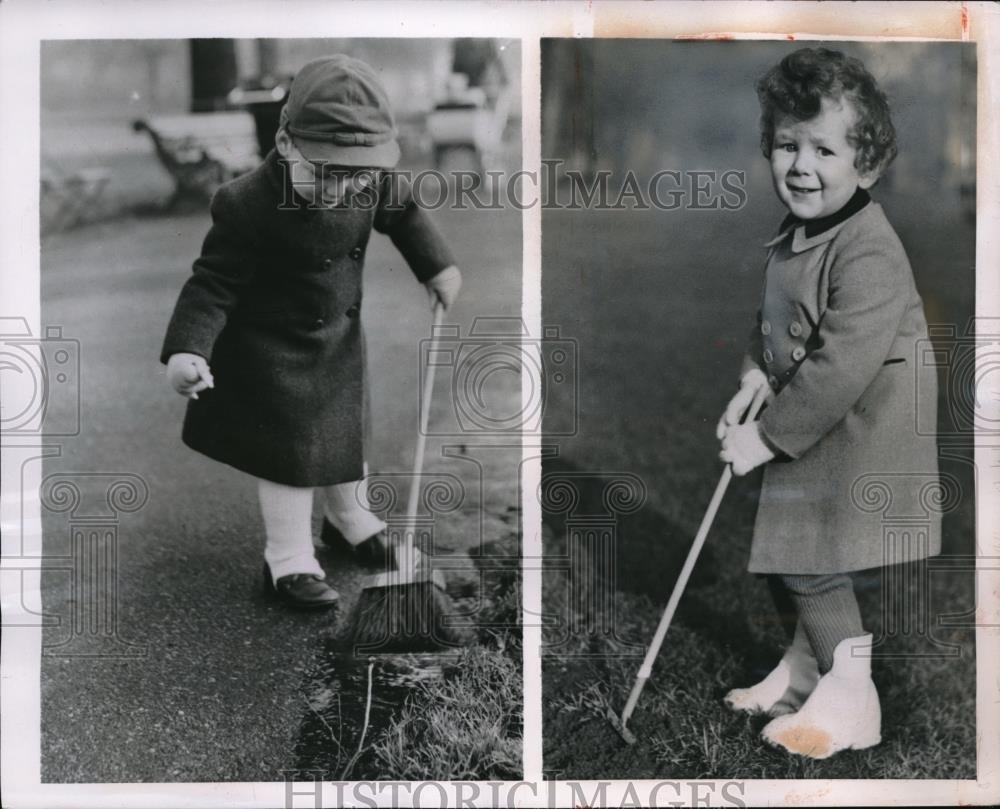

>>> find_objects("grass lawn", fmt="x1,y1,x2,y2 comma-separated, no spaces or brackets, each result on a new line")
540,196,977,780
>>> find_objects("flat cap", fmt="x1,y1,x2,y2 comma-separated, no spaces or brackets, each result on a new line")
281,55,400,168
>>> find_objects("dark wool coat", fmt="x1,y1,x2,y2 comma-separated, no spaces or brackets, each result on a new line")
741,195,941,574
161,150,455,486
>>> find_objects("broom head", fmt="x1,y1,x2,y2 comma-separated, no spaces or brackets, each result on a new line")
348,566,471,654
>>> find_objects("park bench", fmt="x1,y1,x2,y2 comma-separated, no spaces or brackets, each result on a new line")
131,111,262,207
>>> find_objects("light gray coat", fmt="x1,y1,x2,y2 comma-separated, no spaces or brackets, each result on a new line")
742,201,942,574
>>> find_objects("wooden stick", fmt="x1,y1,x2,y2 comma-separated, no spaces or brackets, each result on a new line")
396,302,445,581
618,385,770,734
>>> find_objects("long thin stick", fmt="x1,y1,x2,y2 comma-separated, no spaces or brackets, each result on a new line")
396,302,445,579
617,386,770,736
617,467,731,730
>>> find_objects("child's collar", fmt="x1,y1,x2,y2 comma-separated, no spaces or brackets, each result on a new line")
764,187,872,251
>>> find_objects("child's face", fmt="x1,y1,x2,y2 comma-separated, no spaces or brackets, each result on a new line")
275,129,380,207
769,96,876,220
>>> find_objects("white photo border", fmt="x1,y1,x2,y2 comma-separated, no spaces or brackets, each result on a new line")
1,1,997,807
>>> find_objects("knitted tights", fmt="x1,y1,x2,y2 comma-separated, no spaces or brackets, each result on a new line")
768,572,865,674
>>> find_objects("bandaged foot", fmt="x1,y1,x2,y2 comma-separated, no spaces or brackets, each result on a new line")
761,633,881,759
724,623,819,717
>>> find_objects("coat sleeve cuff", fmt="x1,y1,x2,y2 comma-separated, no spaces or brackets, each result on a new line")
159,345,210,366
740,356,762,379
757,418,794,460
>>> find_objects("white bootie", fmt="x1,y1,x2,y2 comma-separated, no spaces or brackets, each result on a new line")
761,633,881,759
724,623,819,717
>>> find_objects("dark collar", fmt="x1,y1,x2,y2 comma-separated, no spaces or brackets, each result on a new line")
779,187,871,239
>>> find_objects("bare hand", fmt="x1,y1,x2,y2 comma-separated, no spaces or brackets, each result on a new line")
166,353,214,400
425,265,462,311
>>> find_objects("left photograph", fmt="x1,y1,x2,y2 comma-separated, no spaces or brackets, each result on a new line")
39,38,522,782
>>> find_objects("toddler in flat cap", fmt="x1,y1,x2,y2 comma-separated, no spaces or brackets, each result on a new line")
161,55,462,609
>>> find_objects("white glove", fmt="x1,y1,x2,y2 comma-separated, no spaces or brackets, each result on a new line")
425,265,462,311
716,368,770,440
720,422,775,476
166,352,214,400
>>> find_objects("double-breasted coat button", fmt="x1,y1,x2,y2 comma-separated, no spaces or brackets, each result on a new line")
789,321,803,337
768,374,779,389
349,247,363,260
792,346,806,362
322,258,333,270
761,320,772,336
312,317,325,330
763,348,774,363
346,304,360,318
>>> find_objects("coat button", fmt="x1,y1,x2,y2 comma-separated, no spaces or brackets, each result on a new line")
346,304,360,318
768,374,779,389
763,348,774,363
789,321,803,337
792,346,806,362
322,258,333,270
312,317,325,329
761,320,772,336
349,247,363,260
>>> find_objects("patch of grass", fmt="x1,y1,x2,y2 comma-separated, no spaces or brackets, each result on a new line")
367,644,522,780
541,468,975,779
363,532,523,781
477,577,523,655
543,534,976,779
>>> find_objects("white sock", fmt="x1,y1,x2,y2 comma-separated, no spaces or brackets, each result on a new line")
258,479,325,583
321,471,386,545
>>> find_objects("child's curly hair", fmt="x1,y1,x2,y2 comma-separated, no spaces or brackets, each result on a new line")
757,47,897,179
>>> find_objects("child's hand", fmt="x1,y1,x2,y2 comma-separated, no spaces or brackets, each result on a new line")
716,368,770,440
425,265,462,311
166,352,214,400
720,422,775,476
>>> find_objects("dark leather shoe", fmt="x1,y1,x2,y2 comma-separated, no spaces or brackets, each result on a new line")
320,521,395,570
264,564,339,610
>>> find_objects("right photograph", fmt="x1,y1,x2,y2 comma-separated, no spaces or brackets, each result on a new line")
540,40,977,780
